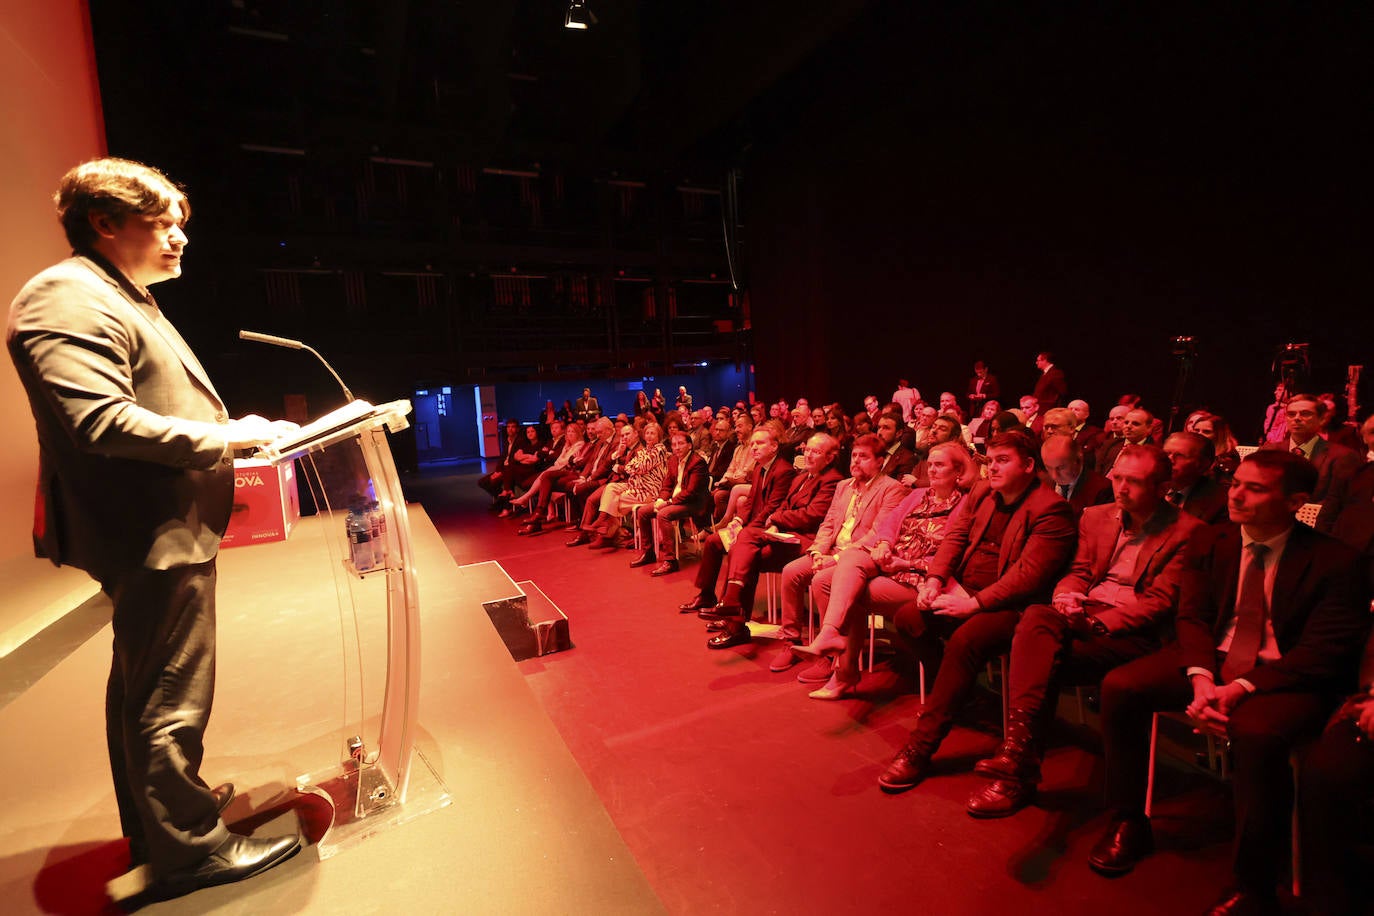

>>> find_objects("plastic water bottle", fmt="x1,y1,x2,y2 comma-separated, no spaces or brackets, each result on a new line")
366,500,387,568
346,505,375,572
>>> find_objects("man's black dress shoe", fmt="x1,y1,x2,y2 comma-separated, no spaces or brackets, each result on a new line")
211,782,235,814
155,832,301,899
650,560,679,577
1205,889,1280,916
1087,816,1153,877
679,594,715,612
965,779,1036,818
566,532,591,547
130,783,237,868
706,626,751,650
698,602,745,622
517,520,542,536
704,620,725,631
629,551,656,568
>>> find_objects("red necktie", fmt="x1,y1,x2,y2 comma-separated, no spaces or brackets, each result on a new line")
1221,543,1270,683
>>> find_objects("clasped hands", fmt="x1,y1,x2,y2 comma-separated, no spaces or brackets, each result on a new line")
1186,675,1249,738
913,574,980,618
226,414,300,450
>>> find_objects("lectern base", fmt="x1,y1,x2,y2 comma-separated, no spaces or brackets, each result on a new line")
295,748,451,860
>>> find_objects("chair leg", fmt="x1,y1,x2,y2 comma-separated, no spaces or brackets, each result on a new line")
1290,751,1302,898
1145,712,1160,818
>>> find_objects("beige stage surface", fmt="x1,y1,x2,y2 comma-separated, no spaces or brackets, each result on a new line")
0,507,662,915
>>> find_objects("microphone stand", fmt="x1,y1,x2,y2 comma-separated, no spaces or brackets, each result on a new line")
238,330,355,402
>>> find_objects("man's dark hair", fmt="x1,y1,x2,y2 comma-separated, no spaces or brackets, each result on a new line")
987,429,1039,464
1243,449,1319,498
55,158,189,251
851,433,882,458
1287,392,1327,416
990,410,1023,436
1037,350,1054,362
1166,431,1215,464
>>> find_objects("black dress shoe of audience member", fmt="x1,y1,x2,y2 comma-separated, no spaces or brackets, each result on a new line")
877,742,932,793
965,779,1036,818
154,833,301,900
1204,888,1280,916
679,594,716,612
517,519,542,536
697,602,745,622
704,620,725,631
629,551,656,568
706,624,751,650
587,534,613,549
566,531,592,547
650,560,679,577
1087,816,1153,877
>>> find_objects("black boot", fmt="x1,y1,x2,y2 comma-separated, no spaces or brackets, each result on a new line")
973,707,1042,781
877,716,950,793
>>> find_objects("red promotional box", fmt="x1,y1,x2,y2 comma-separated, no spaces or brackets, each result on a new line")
222,458,301,548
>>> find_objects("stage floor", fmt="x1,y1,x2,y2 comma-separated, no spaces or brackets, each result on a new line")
0,507,662,915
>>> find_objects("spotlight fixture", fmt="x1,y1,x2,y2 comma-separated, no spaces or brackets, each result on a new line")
564,0,595,29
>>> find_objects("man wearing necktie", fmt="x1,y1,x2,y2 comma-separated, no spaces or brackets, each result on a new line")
1088,450,1369,916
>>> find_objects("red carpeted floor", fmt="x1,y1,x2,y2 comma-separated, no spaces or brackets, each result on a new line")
412,464,1244,916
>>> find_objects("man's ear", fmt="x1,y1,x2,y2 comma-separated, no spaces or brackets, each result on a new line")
87,210,118,240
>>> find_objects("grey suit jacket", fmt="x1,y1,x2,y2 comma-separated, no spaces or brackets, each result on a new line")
8,254,234,579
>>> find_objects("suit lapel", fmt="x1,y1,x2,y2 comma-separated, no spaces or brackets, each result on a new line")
80,257,223,404
1213,527,1243,637
967,489,994,564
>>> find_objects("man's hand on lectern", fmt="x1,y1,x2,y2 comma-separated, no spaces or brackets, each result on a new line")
226,415,298,450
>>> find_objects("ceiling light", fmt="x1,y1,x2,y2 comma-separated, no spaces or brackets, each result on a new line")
564,0,595,29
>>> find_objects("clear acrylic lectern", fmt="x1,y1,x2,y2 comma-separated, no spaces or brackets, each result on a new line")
258,399,449,859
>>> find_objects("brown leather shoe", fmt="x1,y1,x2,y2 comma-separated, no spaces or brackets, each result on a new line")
629,551,657,568
1088,816,1153,876
966,779,1036,818
565,531,591,547
878,742,932,793
650,560,679,577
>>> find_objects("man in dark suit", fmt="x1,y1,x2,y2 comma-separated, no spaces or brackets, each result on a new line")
875,412,918,481
878,430,1077,792
967,360,1000,418
534,416,617,534
967,445,1203,816
631,429,711,576
1033,350,1067,409
1088,451,1368,916
7,159,301,897
1041,434,1112,519
701,415,738,483
1069,399,1106,460
699,433,843,649
1267,392,1362,502
1162,432,1229,524
573,387,601,423
680,427,796,615
1097,408,1154,473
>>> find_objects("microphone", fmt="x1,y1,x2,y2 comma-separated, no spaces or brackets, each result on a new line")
238,329,355,402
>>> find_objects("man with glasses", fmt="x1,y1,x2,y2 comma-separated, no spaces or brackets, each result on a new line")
1268,393,1360,502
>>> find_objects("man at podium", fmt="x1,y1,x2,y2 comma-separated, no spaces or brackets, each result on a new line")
7,158,302,900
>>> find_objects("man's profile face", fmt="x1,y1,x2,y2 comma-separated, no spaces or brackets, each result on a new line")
1035,354,1049,370
801,436,834,474
1068,400,1090,423
101,200,187,288
711,420,731,443
734,417,752,439
1163,436,1208,488
986,446,1033,493
1228,460,1304,529
876,417,898,447
749,431,778,464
